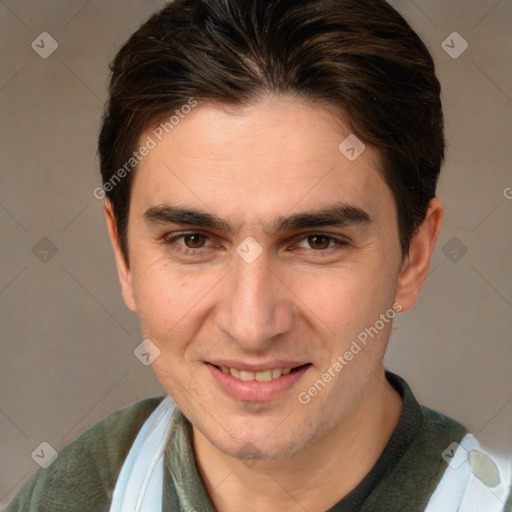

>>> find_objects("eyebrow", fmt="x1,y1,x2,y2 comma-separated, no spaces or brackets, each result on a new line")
143,202,372,234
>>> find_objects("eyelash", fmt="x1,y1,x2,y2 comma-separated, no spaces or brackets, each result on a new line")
163,231,349,257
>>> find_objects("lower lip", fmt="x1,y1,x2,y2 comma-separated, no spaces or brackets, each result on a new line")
206,363,311,402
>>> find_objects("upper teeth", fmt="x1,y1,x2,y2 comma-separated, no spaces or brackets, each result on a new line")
220,366,292,381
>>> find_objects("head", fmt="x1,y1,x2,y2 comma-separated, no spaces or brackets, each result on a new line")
98,0,444,460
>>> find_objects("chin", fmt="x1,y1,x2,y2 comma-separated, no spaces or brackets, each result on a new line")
195,412,318,462
217,434,306,462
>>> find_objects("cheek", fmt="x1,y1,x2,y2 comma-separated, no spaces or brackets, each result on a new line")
130,262,210,340
289,265,396,340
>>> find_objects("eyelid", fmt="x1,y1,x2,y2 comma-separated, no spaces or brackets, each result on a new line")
163,231,213,246
293,231,350,244
163,230,349,242
162,230,349,255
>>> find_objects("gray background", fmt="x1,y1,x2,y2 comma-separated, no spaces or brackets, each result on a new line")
1,0,511,505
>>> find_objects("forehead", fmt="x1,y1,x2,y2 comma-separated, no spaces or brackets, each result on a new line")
131,95,392,222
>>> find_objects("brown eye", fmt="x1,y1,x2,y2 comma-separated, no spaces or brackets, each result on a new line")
295,233,347,254
307,235,331,250
163,232,214,256
183,234,207,248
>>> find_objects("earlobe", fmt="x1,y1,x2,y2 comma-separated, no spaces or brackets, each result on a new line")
103,201,137,312
395,197,443,312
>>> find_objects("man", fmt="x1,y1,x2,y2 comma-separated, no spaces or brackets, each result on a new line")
5,0,511,510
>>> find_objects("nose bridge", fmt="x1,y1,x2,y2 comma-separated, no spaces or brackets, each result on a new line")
216,253,292,349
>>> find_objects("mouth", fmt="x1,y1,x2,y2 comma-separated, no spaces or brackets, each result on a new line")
211,364,309,381
205,362,312,402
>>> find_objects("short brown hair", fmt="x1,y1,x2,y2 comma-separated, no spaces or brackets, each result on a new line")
98,0,444,261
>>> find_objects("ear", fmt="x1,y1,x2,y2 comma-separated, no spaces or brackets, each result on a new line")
395,197,443,312
104,200,137,312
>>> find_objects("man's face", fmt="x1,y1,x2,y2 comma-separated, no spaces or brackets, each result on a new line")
117,95,404,460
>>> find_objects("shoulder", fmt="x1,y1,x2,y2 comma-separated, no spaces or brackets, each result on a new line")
362,373,471,510
394,399,470,485
4,396,165,512
418,404,469,452
387,371,469,460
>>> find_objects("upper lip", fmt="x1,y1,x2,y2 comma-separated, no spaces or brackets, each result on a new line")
206,360,310,372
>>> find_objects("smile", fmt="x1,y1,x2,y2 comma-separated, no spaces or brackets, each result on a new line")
217,366,292,381
207,363,312,401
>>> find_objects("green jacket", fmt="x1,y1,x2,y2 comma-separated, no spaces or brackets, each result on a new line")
4,372,511,511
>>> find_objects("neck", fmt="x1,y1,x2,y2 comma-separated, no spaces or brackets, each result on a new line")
193,370,403,512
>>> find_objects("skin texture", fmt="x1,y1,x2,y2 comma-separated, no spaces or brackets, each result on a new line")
104,95,443,511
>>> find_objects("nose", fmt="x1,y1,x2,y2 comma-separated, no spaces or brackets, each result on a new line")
214,252,294,352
